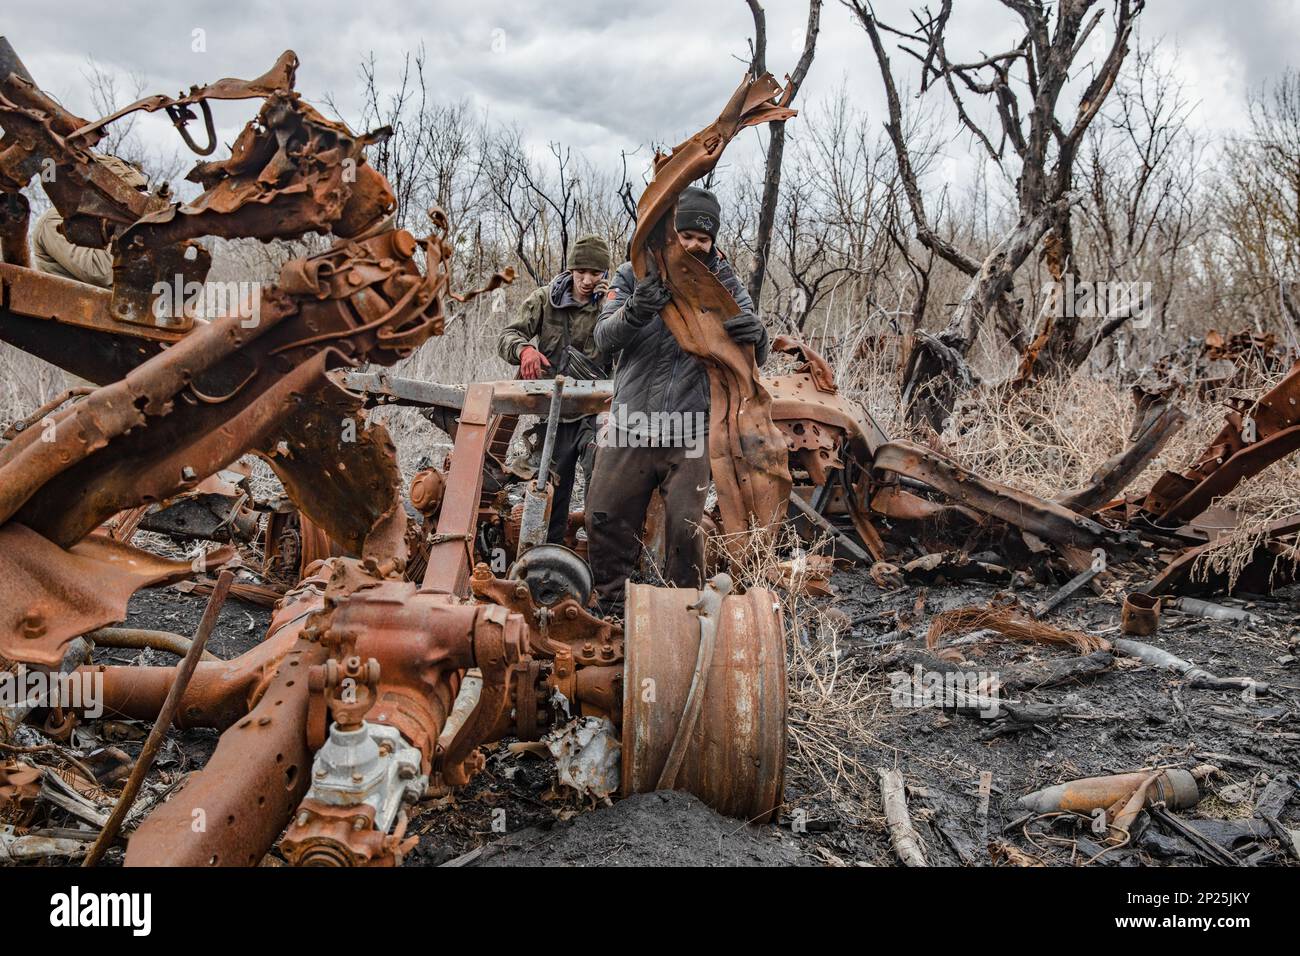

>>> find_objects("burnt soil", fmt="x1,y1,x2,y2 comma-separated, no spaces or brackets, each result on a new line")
782,570,1300,867
37,572,1300,867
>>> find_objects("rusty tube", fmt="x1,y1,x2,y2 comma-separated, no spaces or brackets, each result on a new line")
1120,592,1160,636
1018,769,1200,815
87,626,220,662
77,600,315,729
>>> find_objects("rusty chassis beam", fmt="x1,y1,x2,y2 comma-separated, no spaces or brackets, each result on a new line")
873,440,1142,560
345,369,614,418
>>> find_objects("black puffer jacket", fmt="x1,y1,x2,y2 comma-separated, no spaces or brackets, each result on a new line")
594,250,766,438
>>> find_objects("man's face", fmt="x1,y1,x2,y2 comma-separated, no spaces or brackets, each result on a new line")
572,268,604,301
678,229,714,260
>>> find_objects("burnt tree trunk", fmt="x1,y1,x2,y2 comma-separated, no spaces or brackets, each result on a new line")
745,0,822,311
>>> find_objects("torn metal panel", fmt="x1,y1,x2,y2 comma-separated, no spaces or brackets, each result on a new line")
0,524,229,667
266,375,409,572
62,50,301,145
1140,359,1300,525
768,335,888,459
1144,513,1300,595
138,492,260,543
631,73,795,542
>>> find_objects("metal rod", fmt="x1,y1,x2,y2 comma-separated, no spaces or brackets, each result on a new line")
82,568,234,866
534,375,566,489
787,491,871,562
1030,565,1101,619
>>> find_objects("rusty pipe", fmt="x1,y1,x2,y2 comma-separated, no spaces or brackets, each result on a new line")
86,626,220,662
1018,769,1201,816
75,596,318,729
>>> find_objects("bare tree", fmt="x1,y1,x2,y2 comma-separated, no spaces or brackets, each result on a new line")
1214,67,1300,343
745,0,823,311
482,125,546,284
347,49,427,232
773,88,903,334
1065,40,1202,364
846,0,1146,428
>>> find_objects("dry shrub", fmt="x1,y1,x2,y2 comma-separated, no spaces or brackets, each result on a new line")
926,603,1112,654
835,351,1300,595
0,345,76,429
1170,364,1300,591
943,375,1139,499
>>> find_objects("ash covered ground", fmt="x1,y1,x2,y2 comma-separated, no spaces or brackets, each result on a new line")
83,569,1299,868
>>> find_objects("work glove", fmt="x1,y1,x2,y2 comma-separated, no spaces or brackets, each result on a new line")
625,267,671,327
723,312,765,346
519,345,551,380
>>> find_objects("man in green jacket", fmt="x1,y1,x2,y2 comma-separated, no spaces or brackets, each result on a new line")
498,235,612,544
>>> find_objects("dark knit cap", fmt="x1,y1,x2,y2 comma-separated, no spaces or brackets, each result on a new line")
568,234,611,272
675,186,721,241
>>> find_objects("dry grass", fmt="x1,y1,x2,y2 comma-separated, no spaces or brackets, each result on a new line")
708,523,891,829
927,602,1113,654
0,346,78,429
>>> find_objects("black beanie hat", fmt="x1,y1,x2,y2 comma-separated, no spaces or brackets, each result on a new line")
675,186,721,241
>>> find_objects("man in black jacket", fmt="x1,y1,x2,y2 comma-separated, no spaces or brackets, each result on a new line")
585,186,767,616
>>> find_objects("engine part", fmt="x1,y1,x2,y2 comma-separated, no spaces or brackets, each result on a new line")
282,720,426,867
508,544,594,607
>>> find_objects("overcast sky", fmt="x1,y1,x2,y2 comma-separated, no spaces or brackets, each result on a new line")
7,0,1298,191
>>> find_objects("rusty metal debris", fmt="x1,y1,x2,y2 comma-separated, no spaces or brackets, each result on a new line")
0,759,42,825
1120,591,1160,636
1018,767,1207,845
0,49,796,867
346,342,1300,609
2,38,1298,871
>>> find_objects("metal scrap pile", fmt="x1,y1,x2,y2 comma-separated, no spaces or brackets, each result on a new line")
0,35,1296,869
354,327,1300,605
0,51,793,866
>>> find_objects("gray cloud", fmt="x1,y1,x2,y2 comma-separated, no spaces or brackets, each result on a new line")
7,0,1294,187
